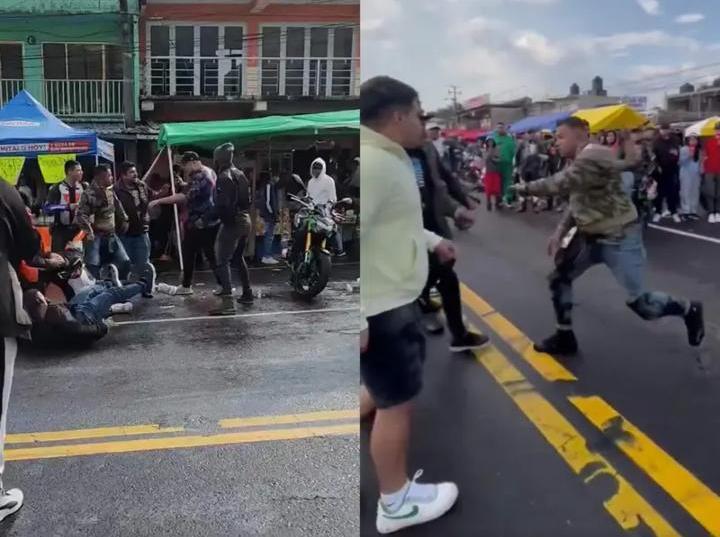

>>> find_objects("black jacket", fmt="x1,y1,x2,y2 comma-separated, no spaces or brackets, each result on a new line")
213,144,251,225
1,180,40,338
653,137,680,174
29,304,107,347
115,180,150,236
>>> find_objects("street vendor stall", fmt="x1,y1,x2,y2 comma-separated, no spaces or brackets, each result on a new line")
0,90,115,190
572,104,650,133
149,109,359,270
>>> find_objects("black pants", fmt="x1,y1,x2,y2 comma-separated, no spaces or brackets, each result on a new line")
182,225,219,288
149,206,173,258
654,170,680,215
421,253,467,339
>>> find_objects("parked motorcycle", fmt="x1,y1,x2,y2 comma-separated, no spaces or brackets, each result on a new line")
284,191,352,299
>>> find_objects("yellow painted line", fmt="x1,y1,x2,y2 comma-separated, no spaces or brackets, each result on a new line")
570,395,720,536
461,284,577,382
459,282,495,316
5,423,358,462
475,343,681,536
219,409,358,429
6,425,185,445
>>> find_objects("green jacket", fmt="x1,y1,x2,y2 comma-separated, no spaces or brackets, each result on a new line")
493,133,516,164
525,144,638,237
75,183,128,239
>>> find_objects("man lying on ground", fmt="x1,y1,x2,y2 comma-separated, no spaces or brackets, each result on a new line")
23,278,152,347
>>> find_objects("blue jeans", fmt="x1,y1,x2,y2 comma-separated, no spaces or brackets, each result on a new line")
120,233,153,281
550,224,687,327
84,234,131,280
69,282,145,324
262,218,275,258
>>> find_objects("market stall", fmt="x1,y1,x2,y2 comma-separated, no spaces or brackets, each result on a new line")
149,109,359,269
572,104,650,133
0,90,114,186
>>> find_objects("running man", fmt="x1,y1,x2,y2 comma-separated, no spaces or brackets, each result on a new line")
512,116,704,355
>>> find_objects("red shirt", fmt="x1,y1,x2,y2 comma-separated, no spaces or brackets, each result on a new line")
704,136,720,174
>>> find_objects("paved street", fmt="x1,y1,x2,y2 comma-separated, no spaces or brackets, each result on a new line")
5,262,359,537
360,209,720,536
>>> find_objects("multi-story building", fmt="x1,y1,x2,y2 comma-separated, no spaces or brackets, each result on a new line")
0,0,144,162
138,0,360,123
664,82,720,125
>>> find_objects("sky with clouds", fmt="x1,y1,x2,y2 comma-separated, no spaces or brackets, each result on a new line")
361,0,720,110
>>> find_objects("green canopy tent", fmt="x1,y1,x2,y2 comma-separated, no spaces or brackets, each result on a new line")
145,109,359,270
158,109,359,149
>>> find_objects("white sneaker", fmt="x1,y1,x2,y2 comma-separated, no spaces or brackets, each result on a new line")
375,470,459,534
661,210,671,218
155,283,177,295
714,213,720,223
110,302,133,314
261,256,279,265
174,285,194,296
0,487,23,522
652,214,662,223
709,214,717,224
672,214,682,223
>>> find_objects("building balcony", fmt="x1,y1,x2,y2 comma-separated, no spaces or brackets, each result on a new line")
144,56,360,100
44,79,125,118
0,79,24,107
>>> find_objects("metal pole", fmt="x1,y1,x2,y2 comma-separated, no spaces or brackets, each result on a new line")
166,146,184,272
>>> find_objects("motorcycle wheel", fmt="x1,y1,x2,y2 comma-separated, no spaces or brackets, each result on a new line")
292,248,331,300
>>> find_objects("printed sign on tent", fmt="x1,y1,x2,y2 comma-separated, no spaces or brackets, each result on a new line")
0,157,25,185
38,154,75,184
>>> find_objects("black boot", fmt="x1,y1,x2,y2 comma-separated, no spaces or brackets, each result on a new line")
533,330,578,355
684,301,704,347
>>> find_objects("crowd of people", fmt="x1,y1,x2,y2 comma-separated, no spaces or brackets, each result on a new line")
359,75,705,535
0,139,358,520
429,119,720,227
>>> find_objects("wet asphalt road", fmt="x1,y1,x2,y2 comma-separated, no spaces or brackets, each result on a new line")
4,262,360,537
360,209,720,536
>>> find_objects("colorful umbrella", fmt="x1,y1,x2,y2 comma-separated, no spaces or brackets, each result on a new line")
684,116,720,138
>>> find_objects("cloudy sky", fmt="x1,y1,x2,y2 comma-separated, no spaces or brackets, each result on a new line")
361,0,720,110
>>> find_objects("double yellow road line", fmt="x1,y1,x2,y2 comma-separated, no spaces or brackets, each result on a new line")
5,409,358,462
461,283,720,536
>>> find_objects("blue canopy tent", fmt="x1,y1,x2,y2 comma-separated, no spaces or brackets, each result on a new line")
0,90,98,158
509,111,571,134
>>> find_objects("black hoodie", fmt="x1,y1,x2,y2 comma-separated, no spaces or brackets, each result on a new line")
213,143,251,225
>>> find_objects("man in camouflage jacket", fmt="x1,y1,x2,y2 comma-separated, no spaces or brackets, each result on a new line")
75,164,131,280
512,116,704,355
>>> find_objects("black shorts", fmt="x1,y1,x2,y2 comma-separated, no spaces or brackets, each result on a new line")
361,302,426,409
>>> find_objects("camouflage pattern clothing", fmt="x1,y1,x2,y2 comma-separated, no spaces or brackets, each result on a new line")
75,183,129,239
523,143,638,238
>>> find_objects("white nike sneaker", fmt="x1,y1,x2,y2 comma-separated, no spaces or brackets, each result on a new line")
0,487,23,522
652,213,662,223
709,214,717,224
672,214,681,224
261,256,280,265
661,210,671,218
376,470,458,534
155,283,178,295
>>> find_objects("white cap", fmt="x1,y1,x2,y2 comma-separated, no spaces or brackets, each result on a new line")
426,122,441,131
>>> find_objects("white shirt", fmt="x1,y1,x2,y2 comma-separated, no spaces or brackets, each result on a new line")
307,174,337,206
432,138,446,157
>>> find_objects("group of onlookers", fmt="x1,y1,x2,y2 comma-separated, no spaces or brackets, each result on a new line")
432,120,720,226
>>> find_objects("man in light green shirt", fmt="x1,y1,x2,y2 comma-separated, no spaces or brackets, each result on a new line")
360,76,459,535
